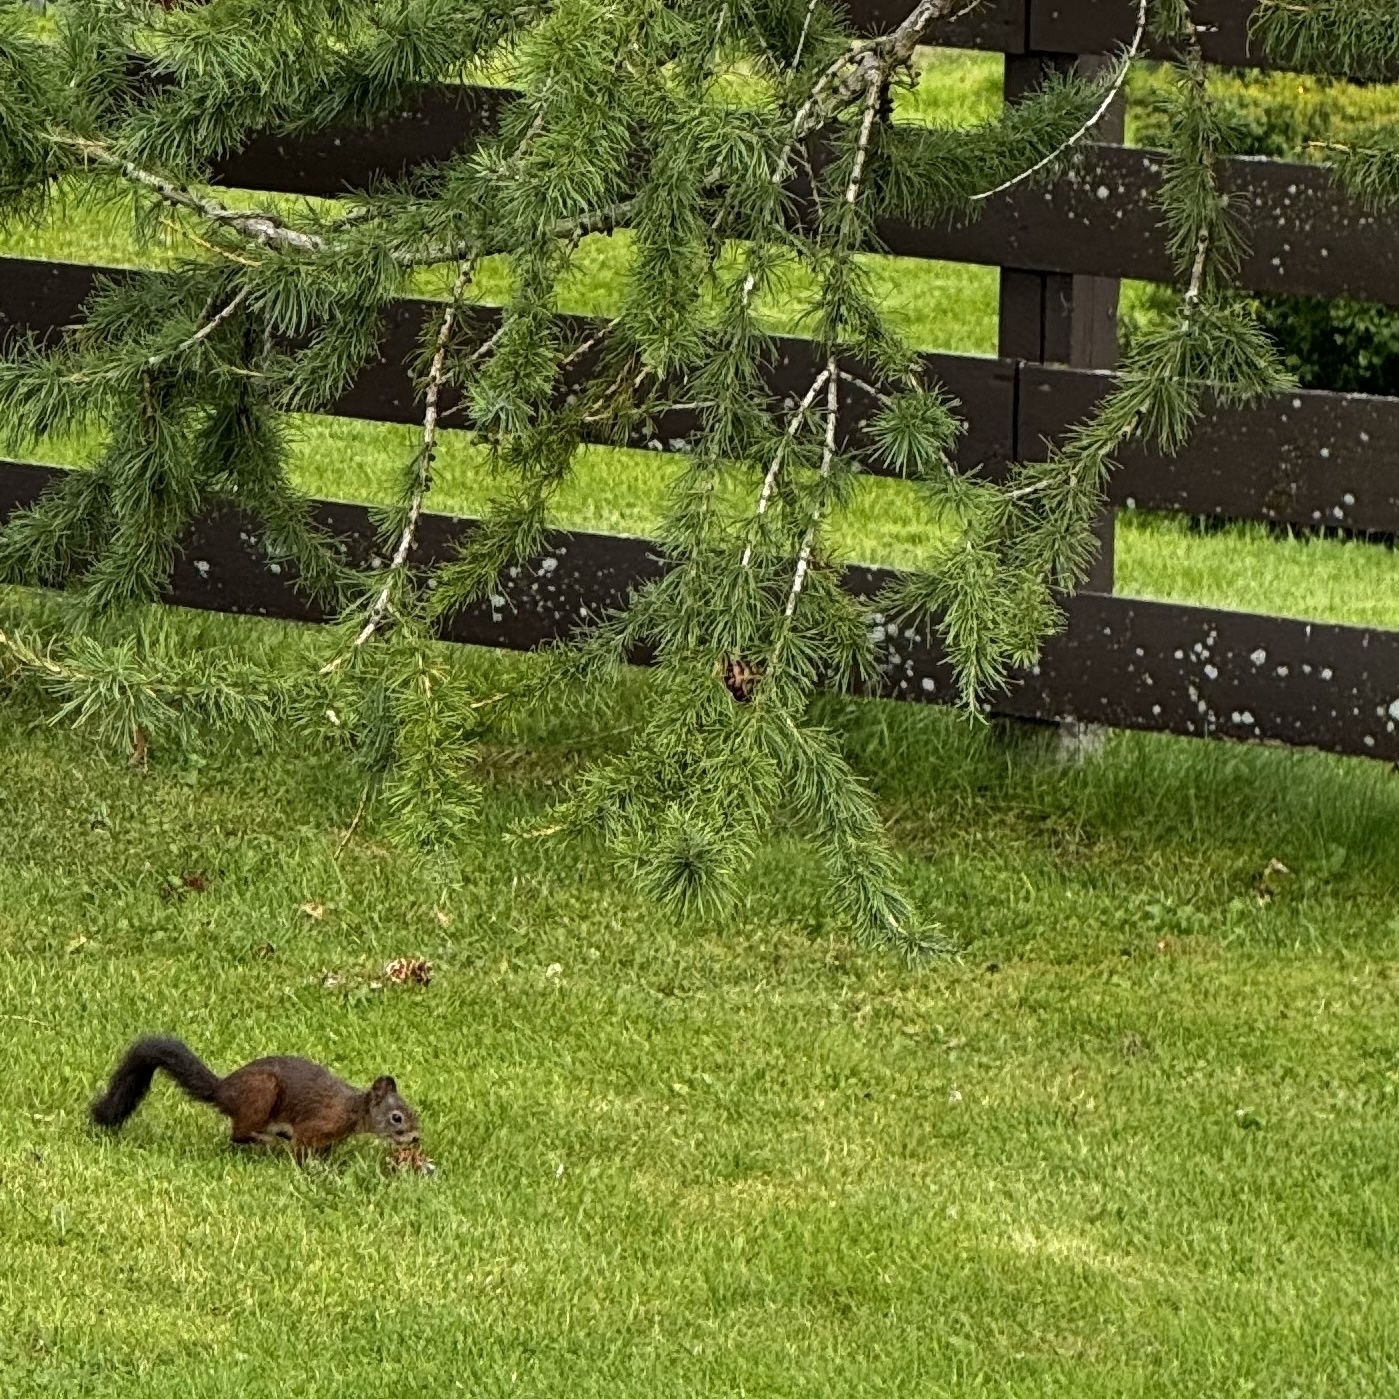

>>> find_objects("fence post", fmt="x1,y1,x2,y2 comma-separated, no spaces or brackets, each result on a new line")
995,26,1124,754
1000,49,1122,592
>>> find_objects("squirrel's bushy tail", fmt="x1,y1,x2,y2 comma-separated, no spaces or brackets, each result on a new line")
90,1037,222,1129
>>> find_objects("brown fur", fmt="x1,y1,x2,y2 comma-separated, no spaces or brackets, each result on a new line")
90,1037,420,1159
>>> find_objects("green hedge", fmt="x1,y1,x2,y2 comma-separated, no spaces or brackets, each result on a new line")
1128,66,1399,397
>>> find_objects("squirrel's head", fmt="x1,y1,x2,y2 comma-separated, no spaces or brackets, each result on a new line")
366,1076,420,1146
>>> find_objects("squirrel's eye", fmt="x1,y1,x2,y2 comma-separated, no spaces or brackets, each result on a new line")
390,1111,403,1126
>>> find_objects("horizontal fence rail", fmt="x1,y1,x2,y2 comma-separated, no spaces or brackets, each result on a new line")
883,150,1399,308
6,258,1398,536
206,91,1398,308
4,459,1397,761
123,1,1342,84
876,0,1398,74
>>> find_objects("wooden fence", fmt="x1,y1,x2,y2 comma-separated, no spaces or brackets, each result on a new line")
3,0,1399,761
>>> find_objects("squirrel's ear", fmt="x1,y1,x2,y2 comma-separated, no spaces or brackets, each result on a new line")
370,1075,397,1100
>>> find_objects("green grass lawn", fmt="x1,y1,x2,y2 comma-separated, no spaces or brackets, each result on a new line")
3,45,1399,1398
2,606,1399,1396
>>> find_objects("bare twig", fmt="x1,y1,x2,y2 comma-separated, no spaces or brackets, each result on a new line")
791,0,822,71
792,0,963,141
335,782,371,858
57,135,325,254
436,319,512,423
559,317,621,372
740,0,970,307
1180,16,1213,309
749,69,881,590
403,200,635,269
786,358,840,616
778,68,884,613
971,0,1147,203
1184,227,1211,305
60,132,631,276
355,263,473,645
836,368,890,402
844,68,884,209
149,285,250,367
741,367,833,567
322,263,474,668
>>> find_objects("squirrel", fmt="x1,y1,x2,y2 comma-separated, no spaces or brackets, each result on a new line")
90,1036,421,1158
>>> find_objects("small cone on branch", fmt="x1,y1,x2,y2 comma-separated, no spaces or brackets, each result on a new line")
719,656,761,703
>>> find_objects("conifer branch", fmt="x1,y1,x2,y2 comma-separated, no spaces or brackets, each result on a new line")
55,135,632,272
793,0,965,139
3,0,1330,948
436,319,513,424
0,626,66,683
559,317,621,373
785,71,880,616
711,4,729,60
836,368,888,402
1175,14,1220,308
1184,227,1211,305
54,135,327,254
844,72,885,208
405,200,636,268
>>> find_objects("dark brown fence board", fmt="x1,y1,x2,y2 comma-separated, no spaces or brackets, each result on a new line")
0,257,105,350
128,61,1381,309
213,85,514,198
7,257,1399,532
341,296,1019,468
0,459,666,646
0,259,1019,475
1029,0,1399,76
880,147,1399,307
849,0,1027,48
1021,365,1399,533
6,459,1398,759
207,105,1397,307
1030,0,1255,65
928,588,1399,759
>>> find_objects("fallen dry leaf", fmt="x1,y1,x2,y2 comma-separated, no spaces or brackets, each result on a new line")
1252,857,1292,905
300,901,326,920
384,956,432,987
